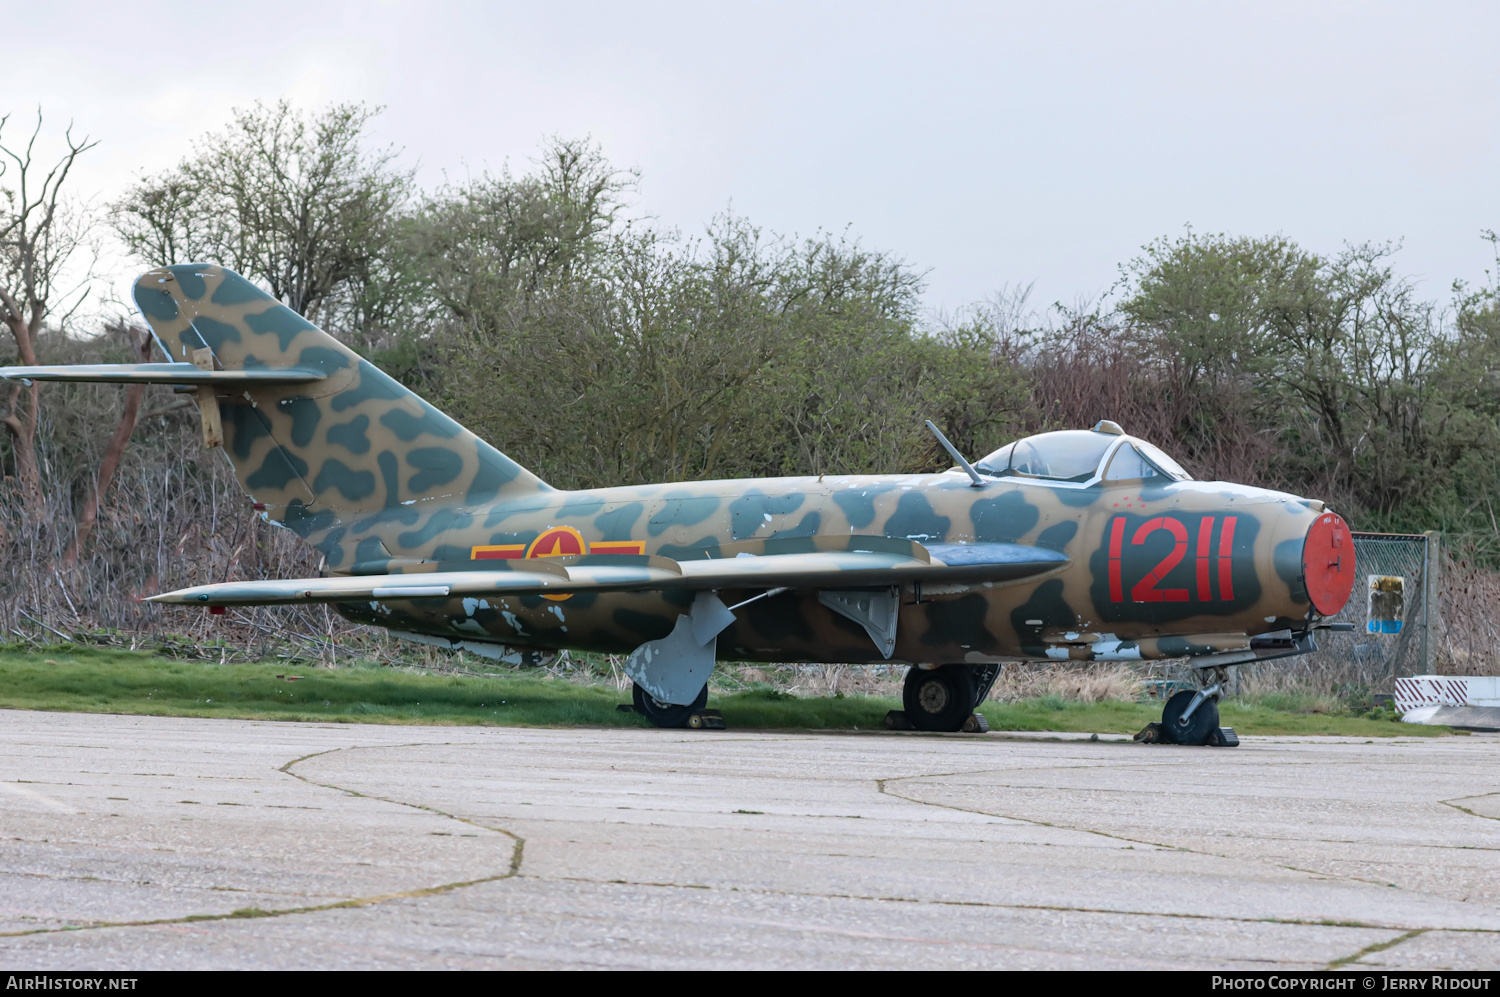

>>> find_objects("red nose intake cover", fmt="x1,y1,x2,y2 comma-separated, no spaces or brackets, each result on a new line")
1303,512,1355,616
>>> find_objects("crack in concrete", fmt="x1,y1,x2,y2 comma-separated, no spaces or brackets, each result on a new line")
875,768,1497,931
543,872,1494,938
883,780,1500,851
1440,794,1500,823
0,741,526,940
875,772,1185,850
3,737,1491,959
1326,928,1429,969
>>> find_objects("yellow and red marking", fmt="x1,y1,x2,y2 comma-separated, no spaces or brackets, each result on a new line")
470,533,644,560
587,540,647,555
525,525,587,558
469,530,646,601
470,543,526,560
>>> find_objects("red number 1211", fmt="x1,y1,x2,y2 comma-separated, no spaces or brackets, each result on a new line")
1107,515,1236,603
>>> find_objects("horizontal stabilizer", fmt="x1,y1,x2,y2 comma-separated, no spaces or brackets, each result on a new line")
148,542,1068,607
0,363,326,385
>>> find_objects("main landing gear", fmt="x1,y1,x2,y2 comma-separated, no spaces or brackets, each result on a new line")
628,682,724,729
1138,665,1239,747
628,661,1002,734
889,664,997,733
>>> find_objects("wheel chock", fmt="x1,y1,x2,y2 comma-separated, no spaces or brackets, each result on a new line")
1134,721,1239,746
1134,721,1163,743
883,710,989,733
686,709,726,730
883,710,916,730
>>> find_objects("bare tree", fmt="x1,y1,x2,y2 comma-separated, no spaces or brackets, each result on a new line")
62,323,154,567
112,100,412,329
0,109,99,517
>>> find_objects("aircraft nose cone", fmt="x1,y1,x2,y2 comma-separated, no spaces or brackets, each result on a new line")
1303,511,1355,615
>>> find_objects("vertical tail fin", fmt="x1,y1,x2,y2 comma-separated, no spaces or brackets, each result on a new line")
132,264,551,568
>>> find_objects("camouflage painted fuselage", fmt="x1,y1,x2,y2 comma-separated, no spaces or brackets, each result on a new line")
122,264,1328,664
328,472,1323,665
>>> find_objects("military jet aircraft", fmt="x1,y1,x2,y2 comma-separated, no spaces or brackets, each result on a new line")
1,265,1357,743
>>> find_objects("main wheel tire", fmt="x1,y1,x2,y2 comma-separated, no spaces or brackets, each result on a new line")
1161,689,1220,746
631,682,708,729
902,665,977,732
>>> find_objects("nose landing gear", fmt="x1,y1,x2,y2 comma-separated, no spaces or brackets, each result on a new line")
1162,687,1220,744
1138,665,1240,746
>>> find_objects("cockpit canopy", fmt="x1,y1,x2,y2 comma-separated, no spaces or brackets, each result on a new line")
973,427,1191,484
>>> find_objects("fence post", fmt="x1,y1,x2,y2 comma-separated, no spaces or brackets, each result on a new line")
1422,530,1440,674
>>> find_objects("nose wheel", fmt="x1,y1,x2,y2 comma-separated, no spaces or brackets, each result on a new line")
1161,689,1220,744
1152,665,1238,746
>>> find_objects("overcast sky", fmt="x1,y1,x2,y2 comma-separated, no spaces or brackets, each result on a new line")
6,0,1499,320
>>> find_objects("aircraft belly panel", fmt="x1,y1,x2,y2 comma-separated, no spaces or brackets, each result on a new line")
337,589,699,656
335,585,1045,664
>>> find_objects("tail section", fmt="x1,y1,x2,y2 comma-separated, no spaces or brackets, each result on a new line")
132,264,551,569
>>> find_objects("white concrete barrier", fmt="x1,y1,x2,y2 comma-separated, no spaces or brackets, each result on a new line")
1395,675,1500,712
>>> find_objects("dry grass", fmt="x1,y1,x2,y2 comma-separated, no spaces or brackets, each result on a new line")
1435,542,1500,675
0,355,391,664
712,661,1142,705
715,663,907,698
985,662,1141,703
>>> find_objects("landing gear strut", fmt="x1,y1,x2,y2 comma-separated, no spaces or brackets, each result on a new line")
1155,665,1238,747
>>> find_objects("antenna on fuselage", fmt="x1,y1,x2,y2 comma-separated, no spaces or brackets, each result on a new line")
924,420,986,488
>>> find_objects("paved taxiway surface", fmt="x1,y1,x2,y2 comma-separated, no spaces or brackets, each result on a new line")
1,710,1497,970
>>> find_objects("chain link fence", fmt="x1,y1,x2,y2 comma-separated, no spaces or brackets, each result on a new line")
1239,531,1436,695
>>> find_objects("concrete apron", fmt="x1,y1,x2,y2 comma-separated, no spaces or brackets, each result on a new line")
1,710,1498,970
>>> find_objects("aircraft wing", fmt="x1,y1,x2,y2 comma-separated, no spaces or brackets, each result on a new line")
146,542,1068,607
0,363,327,385
148,566,582,606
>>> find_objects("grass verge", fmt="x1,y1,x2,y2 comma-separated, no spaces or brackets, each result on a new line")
0,646,1449,737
